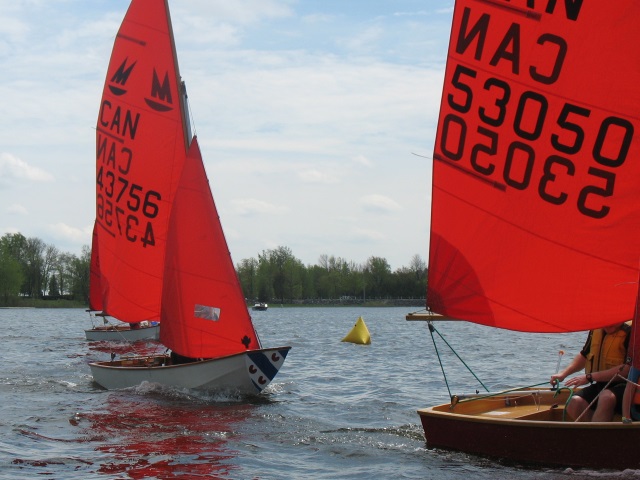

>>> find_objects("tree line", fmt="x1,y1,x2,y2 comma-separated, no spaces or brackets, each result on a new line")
237,246,427,303
0,233,427,306
0,232,90,305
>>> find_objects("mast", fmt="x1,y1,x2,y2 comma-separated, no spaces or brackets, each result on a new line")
164,0,192,152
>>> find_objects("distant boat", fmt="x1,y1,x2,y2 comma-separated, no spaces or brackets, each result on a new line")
87,226,159,342
85,314,159,342
252,303,268,311
410,0,640,470
89,0,290,395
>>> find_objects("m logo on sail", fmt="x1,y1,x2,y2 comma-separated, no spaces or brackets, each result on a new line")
144,69,173,112
108,58,136,96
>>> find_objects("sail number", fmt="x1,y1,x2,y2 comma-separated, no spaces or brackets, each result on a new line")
96,166,161,247
440,63,634,219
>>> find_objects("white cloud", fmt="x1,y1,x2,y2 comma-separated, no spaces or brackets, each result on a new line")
47,222,93,244
353,155,373,167
350,227,386,242
6,204,28,215
0,153,54,183
231,198,289,216
298,169,340,184
360,194,402,213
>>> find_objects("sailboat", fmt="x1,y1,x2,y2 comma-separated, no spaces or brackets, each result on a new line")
89,0,290,395
86,225,160,342
408,0,640,469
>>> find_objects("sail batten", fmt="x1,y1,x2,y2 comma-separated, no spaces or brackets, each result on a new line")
426,0,640,333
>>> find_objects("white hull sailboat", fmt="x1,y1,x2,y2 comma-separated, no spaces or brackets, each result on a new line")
84,320,159,342
412,0,640,469
85,325,159,342
90,346,289,394
88,0,290,394
87,226,160,342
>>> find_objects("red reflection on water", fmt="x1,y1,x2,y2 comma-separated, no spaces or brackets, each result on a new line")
77,395,251,479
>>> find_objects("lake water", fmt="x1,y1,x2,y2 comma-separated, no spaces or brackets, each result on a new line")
0,307,628,479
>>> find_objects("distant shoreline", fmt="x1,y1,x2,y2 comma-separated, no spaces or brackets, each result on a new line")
1,298,425,309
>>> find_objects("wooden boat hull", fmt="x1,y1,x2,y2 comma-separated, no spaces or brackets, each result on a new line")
419,389,640,469
85,324,160,342
89,346,291,395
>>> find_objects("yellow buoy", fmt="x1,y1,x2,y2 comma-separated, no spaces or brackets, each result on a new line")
341,316,371,345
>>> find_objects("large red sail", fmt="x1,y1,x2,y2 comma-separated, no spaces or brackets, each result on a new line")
427,1,640,332
160,137,261,358
93,0,188,322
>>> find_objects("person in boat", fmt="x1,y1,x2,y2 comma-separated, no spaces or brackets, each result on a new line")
550,322,631,422
169,350,201,365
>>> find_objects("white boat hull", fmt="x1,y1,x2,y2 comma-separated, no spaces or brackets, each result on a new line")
89,346,291,395
85,324,160,342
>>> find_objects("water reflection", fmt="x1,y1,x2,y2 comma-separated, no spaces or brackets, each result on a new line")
73,393,253,478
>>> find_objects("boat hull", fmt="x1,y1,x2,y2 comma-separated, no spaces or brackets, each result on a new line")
89,346,291,395
419,388,640,469
85,324,160,342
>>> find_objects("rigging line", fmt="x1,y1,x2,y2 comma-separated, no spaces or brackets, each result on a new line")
428,322,453,400
453,382,550,405
430,322,490,393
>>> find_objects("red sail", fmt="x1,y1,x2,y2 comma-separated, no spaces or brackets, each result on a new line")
427,1,640,332
160,138,261,358
88,223,103,312
94,0,188,322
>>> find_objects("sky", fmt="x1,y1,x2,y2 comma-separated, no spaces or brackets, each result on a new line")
0,0,453,270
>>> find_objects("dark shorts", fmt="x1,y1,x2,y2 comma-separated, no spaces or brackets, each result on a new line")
574,382,626,412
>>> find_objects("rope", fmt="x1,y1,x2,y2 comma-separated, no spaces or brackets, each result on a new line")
453,381,550,405
427,321,490,395
428,322,453,399
553,387,574,422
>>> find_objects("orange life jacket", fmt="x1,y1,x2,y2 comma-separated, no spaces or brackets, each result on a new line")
584,322,631,374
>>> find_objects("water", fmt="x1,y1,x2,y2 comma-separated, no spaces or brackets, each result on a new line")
0,307,629,479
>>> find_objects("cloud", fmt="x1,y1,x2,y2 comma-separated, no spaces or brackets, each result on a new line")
350,227,385,242
0,153,54,183
6,203,28,215
353,155,373,167
184,0,293,24
298,169,340,184
232,198,289,216
360,194,402,213
47,222,93,244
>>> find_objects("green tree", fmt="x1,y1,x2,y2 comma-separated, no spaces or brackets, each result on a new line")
0,247,23,304
69,245,91,302
364,256,391,298
237,257,259,301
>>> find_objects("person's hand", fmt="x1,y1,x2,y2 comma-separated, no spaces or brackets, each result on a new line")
550,374,564,386
563,374,588,388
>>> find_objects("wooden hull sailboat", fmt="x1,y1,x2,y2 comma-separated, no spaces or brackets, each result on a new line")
418,389,640,470
88,0,290,394
415,0,640,469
